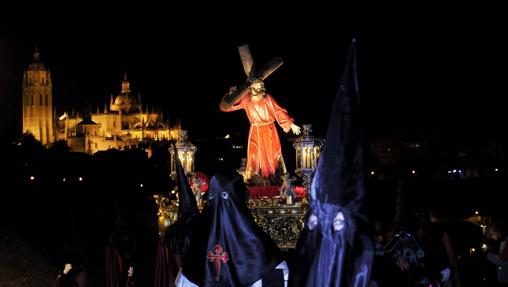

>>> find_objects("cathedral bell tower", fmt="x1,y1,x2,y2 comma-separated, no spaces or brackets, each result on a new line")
22,47,54,145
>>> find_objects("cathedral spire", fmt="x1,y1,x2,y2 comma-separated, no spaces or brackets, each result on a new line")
34,46,40,62
138,93,142,112
121,71,130,94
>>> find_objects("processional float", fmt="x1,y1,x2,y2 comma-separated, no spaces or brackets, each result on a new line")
229,44,319,249
155,44,323,249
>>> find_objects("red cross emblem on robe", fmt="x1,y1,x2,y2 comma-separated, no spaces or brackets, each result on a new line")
207,243,229,281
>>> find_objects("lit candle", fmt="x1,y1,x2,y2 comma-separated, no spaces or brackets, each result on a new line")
305,148,311,168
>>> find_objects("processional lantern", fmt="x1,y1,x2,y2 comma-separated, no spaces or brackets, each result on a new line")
293,124,324,194
153,194,178,237
170,130,196,179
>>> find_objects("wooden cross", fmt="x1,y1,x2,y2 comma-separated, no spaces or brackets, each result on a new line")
207,244,229,281
222,44,283,106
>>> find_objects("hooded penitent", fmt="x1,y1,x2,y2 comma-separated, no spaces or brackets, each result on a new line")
293,39,374,287
164,142,199,252
157,143,199,287
181,168,284,286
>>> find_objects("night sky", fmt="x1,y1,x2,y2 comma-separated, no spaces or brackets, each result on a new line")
1,4,506,142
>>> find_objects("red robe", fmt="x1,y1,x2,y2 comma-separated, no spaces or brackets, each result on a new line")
221,93,294,179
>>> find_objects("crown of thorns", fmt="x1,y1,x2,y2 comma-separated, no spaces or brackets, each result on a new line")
248,77,264,87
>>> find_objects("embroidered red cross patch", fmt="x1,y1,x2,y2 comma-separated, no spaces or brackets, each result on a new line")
207,243,229,281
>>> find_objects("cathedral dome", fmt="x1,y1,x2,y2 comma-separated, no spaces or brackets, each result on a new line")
111,92,140,113
114,92,134,106
27,61,47,71
109,72,141,113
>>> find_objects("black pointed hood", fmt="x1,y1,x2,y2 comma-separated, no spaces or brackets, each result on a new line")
310,38,364,213
293,39,373,287
173,142,198,219
163,143,199,256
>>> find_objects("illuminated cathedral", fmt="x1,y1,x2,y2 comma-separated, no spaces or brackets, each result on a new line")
22,48,179,154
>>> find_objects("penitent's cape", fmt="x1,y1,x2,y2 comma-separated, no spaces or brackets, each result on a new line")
181,168,284,286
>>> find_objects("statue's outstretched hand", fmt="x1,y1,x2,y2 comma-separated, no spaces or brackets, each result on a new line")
291,123,301,135
228,86,237,95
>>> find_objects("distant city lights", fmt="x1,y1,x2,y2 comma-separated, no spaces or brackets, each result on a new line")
447,169,464,177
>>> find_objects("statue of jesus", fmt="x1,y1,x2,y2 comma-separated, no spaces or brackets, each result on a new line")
220,78,301,184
